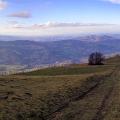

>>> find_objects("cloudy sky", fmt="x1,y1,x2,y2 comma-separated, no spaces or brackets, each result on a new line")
1,0,120,36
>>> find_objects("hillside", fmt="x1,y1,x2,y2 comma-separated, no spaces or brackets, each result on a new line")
0,56,119,119
20,64,113,76
0,35,120,68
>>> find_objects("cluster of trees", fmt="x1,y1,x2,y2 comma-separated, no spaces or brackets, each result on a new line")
88,52,105,65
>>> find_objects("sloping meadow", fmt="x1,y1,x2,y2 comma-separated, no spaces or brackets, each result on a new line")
0,71,114,119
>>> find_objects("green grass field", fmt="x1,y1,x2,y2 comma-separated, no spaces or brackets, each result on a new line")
0,56,119,120
19,64,114,76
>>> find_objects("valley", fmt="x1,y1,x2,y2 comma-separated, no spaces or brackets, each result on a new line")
0,35,120,73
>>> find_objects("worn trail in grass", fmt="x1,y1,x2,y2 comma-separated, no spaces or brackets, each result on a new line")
50,66,120,120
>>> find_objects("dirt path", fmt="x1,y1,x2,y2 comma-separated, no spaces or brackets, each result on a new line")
48,67,120,120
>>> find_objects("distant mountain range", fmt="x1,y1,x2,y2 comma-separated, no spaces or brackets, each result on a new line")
0,35,120,68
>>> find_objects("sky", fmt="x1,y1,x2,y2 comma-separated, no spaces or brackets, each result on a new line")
1,0,120,36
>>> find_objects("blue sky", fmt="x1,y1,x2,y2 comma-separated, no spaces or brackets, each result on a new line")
1,0,120,36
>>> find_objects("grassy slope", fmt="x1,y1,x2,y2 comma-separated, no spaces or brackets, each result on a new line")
19,64,113,76
0,56,119,120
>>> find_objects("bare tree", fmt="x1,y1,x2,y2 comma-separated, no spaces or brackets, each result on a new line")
88,52,105,65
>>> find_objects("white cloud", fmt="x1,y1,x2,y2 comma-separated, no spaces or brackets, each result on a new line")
8,11,31,18
11,22,114,29
2,22,119,36
3,22,117,35
0,0,7,10
103,0,120,4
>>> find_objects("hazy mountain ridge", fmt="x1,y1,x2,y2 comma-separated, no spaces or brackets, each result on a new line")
0,35,120,67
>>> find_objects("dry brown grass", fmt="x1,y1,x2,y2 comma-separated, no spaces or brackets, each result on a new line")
0,57,118,120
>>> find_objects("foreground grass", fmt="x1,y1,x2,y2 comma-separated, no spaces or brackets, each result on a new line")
0,56,118,120
0,72,111,120
56,69,118,120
